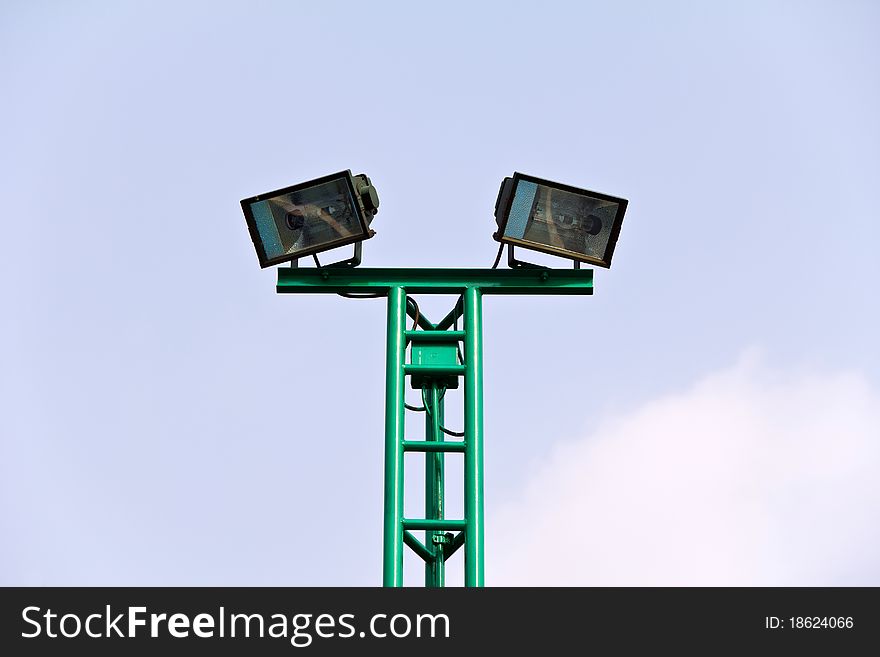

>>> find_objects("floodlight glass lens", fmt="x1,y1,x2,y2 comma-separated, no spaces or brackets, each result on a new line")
249,178,365,261
503,180,620,261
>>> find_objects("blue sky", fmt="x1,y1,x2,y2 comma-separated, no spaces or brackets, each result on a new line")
2,1,878,585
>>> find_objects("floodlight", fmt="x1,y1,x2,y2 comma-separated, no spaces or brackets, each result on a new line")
493,172,627,268
242,170,379,268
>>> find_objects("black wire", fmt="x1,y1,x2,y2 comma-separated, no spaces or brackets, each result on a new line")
337,291,385,298
422,386,465,438
407,296,420,330
404,385,447,413
490,241,504,269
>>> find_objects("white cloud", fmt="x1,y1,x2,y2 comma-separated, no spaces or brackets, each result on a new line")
489,352,880,585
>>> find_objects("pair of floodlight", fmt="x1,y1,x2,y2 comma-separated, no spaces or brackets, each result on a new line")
241,170,628,269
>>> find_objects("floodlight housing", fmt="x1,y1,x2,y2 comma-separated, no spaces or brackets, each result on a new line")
242,170,379,268
493,172,627,268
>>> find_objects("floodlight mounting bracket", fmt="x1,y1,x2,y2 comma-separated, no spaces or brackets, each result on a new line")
507,244,547,269
506,244,582,270
287,241,364,270
325,241,364,269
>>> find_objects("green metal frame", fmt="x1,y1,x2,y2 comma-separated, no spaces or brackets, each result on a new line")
277,267,593,587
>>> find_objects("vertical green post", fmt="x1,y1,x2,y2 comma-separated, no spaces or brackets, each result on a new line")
463,286,485,586
383,285,406,587
425,384,445,587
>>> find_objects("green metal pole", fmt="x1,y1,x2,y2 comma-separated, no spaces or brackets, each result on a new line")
276,266,592,587
425,384,445,587
463,286,485,586
383,285,406,586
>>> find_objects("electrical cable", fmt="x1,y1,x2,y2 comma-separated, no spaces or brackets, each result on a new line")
422,386,465,438
407,295,420,330
337,291,385,298
490,241,504,269
405,384,447,413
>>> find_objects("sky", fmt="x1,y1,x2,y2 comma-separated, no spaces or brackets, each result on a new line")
1,1,878,586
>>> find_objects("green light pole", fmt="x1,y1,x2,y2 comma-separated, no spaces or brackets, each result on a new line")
277,266,593,586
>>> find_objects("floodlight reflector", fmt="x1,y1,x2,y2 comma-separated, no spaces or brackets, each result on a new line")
494,172,627,268
242,170,378,268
